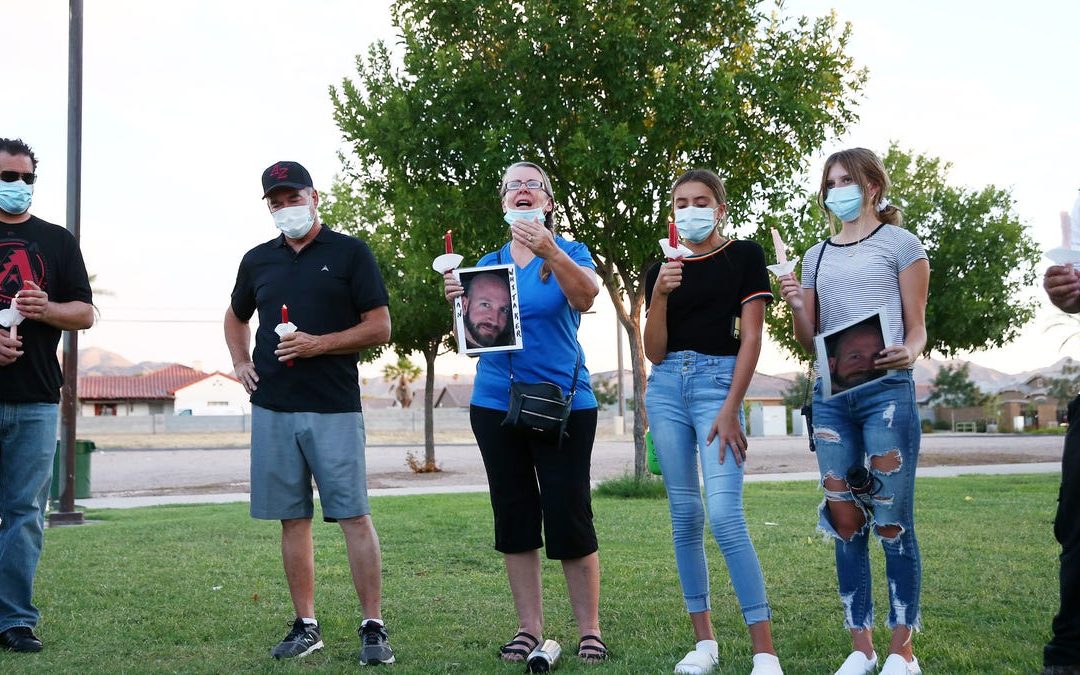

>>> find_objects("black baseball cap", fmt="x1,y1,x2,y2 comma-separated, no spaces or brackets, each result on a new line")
261,161,313,198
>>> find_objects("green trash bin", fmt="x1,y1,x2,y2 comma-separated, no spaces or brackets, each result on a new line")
50,439,95,501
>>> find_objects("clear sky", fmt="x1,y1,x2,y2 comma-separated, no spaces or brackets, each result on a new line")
6,1,1079,378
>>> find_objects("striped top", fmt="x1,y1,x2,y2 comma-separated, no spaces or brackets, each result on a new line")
801,224,927,347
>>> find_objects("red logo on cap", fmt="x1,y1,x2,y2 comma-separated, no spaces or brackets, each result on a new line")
269,164,289,180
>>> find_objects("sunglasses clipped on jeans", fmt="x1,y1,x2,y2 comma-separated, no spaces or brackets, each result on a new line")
0,171,36,185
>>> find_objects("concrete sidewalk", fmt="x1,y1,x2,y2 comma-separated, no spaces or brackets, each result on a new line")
74,461,1061,510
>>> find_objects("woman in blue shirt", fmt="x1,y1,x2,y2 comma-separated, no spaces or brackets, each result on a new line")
443,161,606,664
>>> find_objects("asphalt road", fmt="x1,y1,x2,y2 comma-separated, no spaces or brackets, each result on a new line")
87,433,1064,498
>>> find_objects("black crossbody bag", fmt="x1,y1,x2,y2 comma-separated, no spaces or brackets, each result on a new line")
503,350,581,445
495,247,580,446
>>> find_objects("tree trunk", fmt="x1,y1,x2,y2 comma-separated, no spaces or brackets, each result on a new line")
423,342,438,466
604,284,649,478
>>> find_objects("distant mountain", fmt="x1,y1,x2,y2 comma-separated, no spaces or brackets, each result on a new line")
775,356,1080,395
78,348,175,377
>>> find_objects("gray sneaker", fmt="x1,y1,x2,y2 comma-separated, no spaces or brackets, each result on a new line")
271,618,323,659
359,620,395,665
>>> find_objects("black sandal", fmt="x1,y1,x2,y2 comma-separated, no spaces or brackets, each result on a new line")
578,634,608,662
500,631,539,662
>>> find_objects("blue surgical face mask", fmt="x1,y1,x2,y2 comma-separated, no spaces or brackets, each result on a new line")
0,181,33,215
272,203,315,239
824,184,863,222
503,208,545,226
674,206,717,243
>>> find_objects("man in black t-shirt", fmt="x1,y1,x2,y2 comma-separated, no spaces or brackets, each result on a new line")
224,161,395,665
0,138,94,654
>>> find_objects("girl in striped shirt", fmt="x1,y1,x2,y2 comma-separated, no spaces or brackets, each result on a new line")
779,148,930,675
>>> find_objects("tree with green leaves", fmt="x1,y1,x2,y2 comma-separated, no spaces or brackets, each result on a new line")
928,363,984,408
319,179,450,467
766,144,1042,361
332,0,865,476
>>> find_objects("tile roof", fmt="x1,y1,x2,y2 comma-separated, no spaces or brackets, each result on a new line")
78,365,232,401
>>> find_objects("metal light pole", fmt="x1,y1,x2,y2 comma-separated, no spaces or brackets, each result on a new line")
50,0,85,526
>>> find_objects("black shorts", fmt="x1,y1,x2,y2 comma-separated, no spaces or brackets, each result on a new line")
470,405,599,560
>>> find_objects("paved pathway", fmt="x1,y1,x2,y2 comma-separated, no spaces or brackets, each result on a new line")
72,433,1062,510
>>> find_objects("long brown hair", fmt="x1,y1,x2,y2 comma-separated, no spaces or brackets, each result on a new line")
501,161,557,281
818,148,902,234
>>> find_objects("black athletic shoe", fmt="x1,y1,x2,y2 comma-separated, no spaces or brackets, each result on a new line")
0,626,42,653
271,618,323,659
359,620,395,665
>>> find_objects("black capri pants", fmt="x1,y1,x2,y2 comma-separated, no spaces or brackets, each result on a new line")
470,405,599,560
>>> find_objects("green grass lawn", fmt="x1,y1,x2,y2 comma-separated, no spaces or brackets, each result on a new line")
4,473,1059,674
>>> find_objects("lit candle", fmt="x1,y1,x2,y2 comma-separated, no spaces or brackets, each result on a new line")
668,221,678,249
445,229,453,254
771,227,787,265
1062,212,1072,249
281,304,289,323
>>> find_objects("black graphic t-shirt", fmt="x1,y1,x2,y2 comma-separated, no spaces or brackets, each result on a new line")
0,215,93,403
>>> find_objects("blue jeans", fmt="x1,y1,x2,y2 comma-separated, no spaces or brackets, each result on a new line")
645,352,771,625
812,371,921,631
0,402,59,631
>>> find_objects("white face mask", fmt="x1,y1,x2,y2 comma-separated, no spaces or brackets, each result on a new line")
503,207,546,226
272,203,315,239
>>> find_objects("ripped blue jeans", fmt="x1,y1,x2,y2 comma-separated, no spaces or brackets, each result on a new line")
812,371,921,631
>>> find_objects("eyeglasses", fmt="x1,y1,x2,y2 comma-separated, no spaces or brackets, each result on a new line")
503,179,544,191
0,171,36,185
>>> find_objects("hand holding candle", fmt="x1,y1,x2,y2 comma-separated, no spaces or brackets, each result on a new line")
659,221,692,260
432,228,464,273
765,227,799,278
274,304,297,367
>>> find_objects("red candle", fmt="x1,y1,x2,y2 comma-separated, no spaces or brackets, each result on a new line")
281,304,289,323
668,221,678,249
445,229,453,254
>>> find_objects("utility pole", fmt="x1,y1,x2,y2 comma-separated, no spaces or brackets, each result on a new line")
50,0,85,526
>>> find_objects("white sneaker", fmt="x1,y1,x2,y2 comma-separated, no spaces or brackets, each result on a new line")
835,650,878,675
675,640,719,675
880,654,921,675
751,652,784,675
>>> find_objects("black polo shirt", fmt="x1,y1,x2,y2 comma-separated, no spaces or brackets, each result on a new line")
230,226,388,413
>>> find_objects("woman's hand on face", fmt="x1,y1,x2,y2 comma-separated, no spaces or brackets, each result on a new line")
443,270,463,303
707,407,746,466
653,260,683,297
778,273,804,310
510,218,556,258
874,344,914,370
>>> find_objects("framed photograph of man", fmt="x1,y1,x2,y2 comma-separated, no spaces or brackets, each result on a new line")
814,308,893,401
454,263,523,355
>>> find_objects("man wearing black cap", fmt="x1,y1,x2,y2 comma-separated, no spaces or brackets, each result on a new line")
224,161,395,665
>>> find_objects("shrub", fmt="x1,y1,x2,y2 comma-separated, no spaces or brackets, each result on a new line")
594,473,667,499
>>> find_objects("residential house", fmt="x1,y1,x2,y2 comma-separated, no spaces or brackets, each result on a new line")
78,365,247,416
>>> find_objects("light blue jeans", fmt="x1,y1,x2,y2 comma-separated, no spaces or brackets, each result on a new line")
0,402,59,631
645,352,771,625
812,371,922,630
